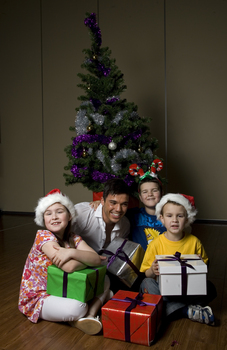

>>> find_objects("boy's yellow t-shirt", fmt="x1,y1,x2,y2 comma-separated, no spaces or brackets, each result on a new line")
140,232,209,273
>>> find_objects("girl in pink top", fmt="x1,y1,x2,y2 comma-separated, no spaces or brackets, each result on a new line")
18,189,110,335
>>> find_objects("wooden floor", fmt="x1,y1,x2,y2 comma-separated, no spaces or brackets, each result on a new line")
0,214,227,350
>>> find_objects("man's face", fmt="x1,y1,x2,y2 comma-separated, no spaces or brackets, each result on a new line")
101,193,129,225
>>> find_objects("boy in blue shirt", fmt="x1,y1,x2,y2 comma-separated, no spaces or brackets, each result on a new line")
126,160,166,250
126,176,165,250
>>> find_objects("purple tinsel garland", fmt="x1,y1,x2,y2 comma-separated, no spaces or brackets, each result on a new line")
123,129,142,144
90,98,101,110
90,96,120,112
71,164,88,178
124,174,135,187
72,134,112,146
106,96,120,104
71,130,142,159
71,165,134,186
88,58,111,77
84,13,102,47
84,14,111,77
72,134,112,158
92,171,115,182
97,62,111,76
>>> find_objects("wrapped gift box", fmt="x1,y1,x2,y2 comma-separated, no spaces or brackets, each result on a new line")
101,237,145,287
47,264,106,302
102,290,163,346
156,254,207,296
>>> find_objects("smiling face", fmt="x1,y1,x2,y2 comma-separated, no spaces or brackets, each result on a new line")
139,181,161,212
160,202,188,240
101,193,129,225
44,202,71,239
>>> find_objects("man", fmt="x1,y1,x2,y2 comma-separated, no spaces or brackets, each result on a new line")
72,179,130,253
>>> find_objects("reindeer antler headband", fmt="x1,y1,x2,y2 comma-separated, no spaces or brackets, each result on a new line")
129,159,163,183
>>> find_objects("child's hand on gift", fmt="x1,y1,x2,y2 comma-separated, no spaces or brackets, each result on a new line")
152,259,160,276
52,246,73,268
145,259,159,278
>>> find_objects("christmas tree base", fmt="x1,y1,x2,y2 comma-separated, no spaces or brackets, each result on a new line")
93,192,139,209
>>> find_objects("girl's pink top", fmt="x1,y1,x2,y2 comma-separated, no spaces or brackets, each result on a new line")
18,229,82,323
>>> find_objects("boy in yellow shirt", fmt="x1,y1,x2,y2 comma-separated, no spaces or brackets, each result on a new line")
140,193,216,325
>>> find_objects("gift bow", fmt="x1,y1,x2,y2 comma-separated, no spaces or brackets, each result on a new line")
111,293,154,309
101,239,140,276
157,252,200,295
158,251,196,269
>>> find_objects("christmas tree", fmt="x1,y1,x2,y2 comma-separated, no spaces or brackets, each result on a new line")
64,13,162,198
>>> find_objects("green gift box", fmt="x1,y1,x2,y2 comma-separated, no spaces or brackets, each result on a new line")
47,264,106,303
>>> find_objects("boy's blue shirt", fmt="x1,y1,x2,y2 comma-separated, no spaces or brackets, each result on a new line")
126,207,166,251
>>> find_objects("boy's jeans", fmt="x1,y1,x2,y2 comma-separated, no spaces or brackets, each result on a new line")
140,278,217,317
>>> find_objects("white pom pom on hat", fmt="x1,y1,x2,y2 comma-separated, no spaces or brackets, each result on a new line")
34,189,76,227
155,193,197,227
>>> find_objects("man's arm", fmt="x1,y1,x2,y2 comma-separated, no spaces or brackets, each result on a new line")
72,202,94,233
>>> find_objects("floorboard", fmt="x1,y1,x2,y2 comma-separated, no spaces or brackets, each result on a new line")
0,215,226,350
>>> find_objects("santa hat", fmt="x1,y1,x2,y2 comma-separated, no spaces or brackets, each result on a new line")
155,193,197,227
34,189,76,227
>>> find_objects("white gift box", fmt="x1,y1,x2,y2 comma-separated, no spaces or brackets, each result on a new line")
156,254,207,296
101,237,145,287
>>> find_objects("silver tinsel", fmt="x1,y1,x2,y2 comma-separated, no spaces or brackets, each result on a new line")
111,149,141,173
130,111,139,118
75,109,89,135
112,111,127,125
145,148,153,160
81,101,95,110
88,148,93,155
84,58,91,65
139,148,154,165
96,150,110,171
90,113,105,125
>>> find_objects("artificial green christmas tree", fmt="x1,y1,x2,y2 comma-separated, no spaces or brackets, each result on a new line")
64,13,162,198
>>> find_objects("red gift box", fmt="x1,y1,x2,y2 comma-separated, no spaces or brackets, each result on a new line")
102,290,163,346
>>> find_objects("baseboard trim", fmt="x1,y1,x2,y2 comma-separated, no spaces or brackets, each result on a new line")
1,211,227,225
1,211,34,216
194,219,227,225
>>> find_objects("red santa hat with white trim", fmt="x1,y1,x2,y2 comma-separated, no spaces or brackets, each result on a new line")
155,193,197,227
34,189,76,227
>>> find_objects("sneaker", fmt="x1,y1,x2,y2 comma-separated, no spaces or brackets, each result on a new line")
70,315,102,335
187,305,215,325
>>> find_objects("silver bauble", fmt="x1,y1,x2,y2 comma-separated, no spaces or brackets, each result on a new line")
108,141,117,150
